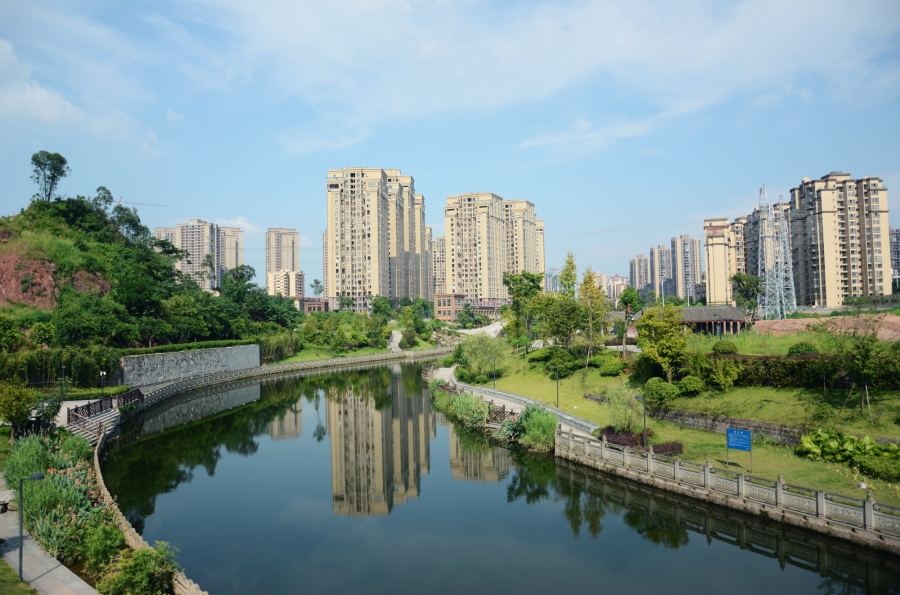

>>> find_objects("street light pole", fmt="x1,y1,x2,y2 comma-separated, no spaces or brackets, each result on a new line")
100,371,106,397
491,356,496,389
549,366,559,408
635,395,647,449
18,473,44,581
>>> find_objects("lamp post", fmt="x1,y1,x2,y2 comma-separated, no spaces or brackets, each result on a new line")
18,472,44,581
635,395,647,449
100,370,106,397
548,366,559,408
490,356,496,389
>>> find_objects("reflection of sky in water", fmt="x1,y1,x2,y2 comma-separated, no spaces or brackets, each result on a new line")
105,366,892,595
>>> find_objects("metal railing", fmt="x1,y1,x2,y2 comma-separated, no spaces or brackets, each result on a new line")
68,410,105,442
67,388,144,424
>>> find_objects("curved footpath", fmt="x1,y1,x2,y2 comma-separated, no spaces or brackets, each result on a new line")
433,370,900,556
0,476,97,595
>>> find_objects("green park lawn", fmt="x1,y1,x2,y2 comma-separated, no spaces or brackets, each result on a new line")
0,555,36,595
491,354,900,506
686,330,822,355
669,387,900,440
275,346,390,364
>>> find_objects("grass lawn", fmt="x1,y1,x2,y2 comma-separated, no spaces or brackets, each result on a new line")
0,428,10,473
407,339,438,351
0,554,36,595
492,354,900,506
669,387,900,440
275,346,390,364
686,330,822,355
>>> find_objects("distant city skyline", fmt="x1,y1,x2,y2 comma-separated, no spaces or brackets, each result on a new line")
1,2,898,287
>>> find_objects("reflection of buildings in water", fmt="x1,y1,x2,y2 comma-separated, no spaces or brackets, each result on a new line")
328,365,435,515
269,398,302,440
448,424,510,482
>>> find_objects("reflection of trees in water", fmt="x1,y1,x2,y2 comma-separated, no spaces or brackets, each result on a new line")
103,364,422,532
817,578,865,595
507,452,688,546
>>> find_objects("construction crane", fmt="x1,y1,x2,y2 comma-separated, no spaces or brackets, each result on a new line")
118,197,166,207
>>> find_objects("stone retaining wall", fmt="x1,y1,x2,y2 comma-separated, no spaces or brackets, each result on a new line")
94,433,208,595
123,345,260,387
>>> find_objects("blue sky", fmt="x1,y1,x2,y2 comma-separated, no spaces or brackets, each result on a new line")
1,0,899,288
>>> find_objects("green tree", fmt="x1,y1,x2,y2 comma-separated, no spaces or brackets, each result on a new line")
578,267,612,367
371,296,393,319
0,316,21,352
730,274,763,323
338,296,354,311
559,253,577,299
502,271,544,339
617,286,642,312
30,321,56,348
636,305,687,383
311,279,324,299
30,150,71,202
458,335,507,376
0,382,38,441
545,295,583,348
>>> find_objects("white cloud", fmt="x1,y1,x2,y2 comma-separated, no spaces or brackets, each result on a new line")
215,216,260,233
165,108,185,122
0,38,83,123
521,116,659,153
275,123,370,155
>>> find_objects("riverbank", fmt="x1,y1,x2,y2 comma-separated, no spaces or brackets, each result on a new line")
426,366,900,553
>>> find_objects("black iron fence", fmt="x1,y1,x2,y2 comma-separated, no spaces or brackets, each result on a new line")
67,388,143,424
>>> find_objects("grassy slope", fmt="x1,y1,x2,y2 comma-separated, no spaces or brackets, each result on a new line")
275,346,390,364
686,330,822,355
669,387,900,440
493,355,900,506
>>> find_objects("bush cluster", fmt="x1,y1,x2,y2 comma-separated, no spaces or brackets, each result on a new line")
787,341,819,356
795,429,900,482
711,340,739,355
677,375,704,396
644,377,679,408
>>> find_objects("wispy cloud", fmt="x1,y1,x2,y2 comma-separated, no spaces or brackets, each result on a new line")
0,39,83,123
215,216,260,233
521,117,659,153
275,123,370,155
165,108,184,122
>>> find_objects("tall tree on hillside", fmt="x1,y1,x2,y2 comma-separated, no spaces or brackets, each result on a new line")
503,271,544,339
578,267,612,368
730,274,763,324
30,151,71,202
635,304,687,383
559,253,578,299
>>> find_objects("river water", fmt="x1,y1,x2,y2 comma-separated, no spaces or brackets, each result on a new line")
102,362,900,595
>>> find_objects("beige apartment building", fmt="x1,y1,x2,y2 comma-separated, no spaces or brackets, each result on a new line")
433,235,446,295
629,254,651,293
265,228,302,297
673,234,703,299
444,193,507,299
154,219,243,291
704,218,739,305
606,274,629,303
649,245,672,297
385,170,414,301
593,272,608,291
266,270,305,299
422,224,433,302
324,167,391,311
790,173,892,307
504,200,539,275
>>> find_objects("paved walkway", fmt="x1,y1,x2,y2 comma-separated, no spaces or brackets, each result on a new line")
0,478,97,595
457,321,504,337
388,330,403,353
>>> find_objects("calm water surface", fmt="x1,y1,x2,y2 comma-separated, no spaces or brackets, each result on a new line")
102,363,900,595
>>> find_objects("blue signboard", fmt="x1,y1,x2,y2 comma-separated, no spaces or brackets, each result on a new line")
727,428,752,452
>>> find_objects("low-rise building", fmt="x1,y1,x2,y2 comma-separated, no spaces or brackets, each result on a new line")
434,293,466,323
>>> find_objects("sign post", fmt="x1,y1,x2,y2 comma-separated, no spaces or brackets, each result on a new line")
726,428,752,473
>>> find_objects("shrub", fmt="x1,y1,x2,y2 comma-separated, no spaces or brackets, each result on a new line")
81,523,125,580
454,367,472,383
652,441,684,456
853,454,900,482
517,405,557,452
678,375,704,396
788,341,819,356
527,348,554,363
588,352,614,367
711,341,739,355
449,393,489,430
597,359,626,377
474,374,489,385
706,358,740,392
811,402,833,422
97,541,179,595
644,377,679,408
597,426,655,448
605,384,640,433
439,355,455,367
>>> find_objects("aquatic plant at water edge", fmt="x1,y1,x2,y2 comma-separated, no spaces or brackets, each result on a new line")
517,405,556,453
97,541,179,595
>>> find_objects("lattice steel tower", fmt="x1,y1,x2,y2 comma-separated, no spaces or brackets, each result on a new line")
756,185,797,319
